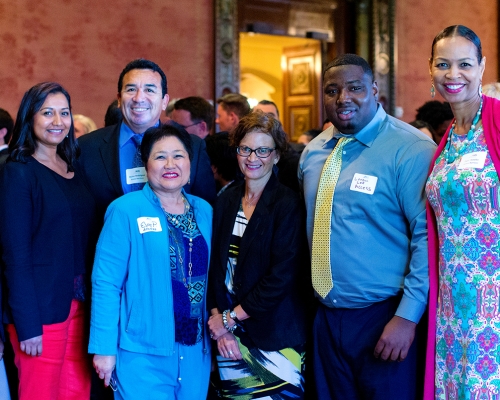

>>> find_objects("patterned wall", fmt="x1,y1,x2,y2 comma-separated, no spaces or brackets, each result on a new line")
0,0,214,128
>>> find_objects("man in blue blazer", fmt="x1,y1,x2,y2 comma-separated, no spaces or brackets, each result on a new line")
78,59,216,225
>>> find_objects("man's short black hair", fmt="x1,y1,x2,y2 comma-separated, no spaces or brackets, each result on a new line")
324,54,374,82
205,132,239,183
118,59,168,96
0,108,14,144
174,97,214,131
415,101,454,132
104,99,122,127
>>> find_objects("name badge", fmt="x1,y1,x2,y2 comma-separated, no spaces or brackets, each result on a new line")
126,167,147,185
350,173,378,195
137,217,162,234
457,151,487,170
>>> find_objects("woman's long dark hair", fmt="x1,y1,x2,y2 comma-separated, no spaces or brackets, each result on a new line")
9,82,79,171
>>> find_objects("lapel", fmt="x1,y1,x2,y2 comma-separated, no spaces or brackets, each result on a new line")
217,183,243,273
99,123,123,197
235,173,278,270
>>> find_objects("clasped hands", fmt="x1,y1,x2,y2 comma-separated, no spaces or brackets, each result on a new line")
208,313,242,360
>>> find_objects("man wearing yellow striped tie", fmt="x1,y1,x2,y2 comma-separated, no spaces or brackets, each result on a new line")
299,54,436,400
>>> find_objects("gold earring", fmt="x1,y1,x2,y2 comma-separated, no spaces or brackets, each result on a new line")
430,82,435,98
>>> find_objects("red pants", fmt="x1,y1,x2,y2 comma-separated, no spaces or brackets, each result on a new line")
7,300,91,400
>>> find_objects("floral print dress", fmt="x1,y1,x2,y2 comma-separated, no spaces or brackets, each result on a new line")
426,123,500,400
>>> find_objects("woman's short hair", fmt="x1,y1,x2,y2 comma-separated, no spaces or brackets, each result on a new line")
230,110,288,156
9,82,79,171
431,25,482,63
141,124,193,166
73,114,97,135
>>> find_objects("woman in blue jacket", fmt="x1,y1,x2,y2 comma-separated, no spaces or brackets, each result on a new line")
89,125,212,399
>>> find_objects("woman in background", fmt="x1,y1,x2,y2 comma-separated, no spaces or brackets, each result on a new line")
0,82,97,399
72,114,97,138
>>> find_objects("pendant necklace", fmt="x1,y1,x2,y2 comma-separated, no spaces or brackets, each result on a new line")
445,98,483,163
163,195,194,288
243,191,262,207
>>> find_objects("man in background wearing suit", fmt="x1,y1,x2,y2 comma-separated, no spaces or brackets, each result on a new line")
78,58,215,226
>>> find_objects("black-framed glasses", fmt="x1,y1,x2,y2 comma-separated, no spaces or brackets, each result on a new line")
236,146,275,158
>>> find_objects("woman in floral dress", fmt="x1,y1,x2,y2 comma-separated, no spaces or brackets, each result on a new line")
425,25,500,399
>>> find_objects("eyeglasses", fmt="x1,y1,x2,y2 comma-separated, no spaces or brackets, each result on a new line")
236,146,276,158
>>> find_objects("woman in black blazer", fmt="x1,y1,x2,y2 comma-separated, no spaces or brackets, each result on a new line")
0,82,97,399
208,111,310,399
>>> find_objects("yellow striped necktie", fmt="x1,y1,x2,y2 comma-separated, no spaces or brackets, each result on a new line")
311,137,353,298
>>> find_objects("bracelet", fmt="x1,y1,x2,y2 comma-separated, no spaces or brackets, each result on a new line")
222,309,236,333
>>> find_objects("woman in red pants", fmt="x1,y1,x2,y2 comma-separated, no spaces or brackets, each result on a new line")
0,82,98,399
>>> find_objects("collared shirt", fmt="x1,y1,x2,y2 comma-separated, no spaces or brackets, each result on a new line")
118,121,160,194
299,105,436,323
217,180,234,196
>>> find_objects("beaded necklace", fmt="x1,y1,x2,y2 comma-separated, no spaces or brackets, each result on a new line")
163,195,194,289
445,98,483,163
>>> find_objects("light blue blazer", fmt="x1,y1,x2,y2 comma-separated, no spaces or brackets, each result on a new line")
88,183,212,357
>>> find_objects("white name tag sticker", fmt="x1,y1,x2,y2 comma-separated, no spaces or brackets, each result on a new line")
126,167,147,185
458,151,487,170
350,173,378,195
137,217,162,234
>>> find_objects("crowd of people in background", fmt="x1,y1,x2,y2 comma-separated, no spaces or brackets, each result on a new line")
0,24,499,400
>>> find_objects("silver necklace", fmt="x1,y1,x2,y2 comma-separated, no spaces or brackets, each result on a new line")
243,192,262,207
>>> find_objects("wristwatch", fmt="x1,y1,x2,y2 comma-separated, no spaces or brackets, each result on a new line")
229,310,239,323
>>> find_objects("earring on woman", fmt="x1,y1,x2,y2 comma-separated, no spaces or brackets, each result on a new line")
430,81,436,98
479,81,483,97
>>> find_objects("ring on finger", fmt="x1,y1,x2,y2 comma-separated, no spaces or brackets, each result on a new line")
228,350,233,355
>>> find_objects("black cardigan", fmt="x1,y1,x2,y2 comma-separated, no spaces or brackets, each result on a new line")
0,158,98,341
208,173,311,351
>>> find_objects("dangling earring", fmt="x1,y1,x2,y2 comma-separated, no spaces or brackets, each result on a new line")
430,82,435,98
188,178,191,185
479,80,483,97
